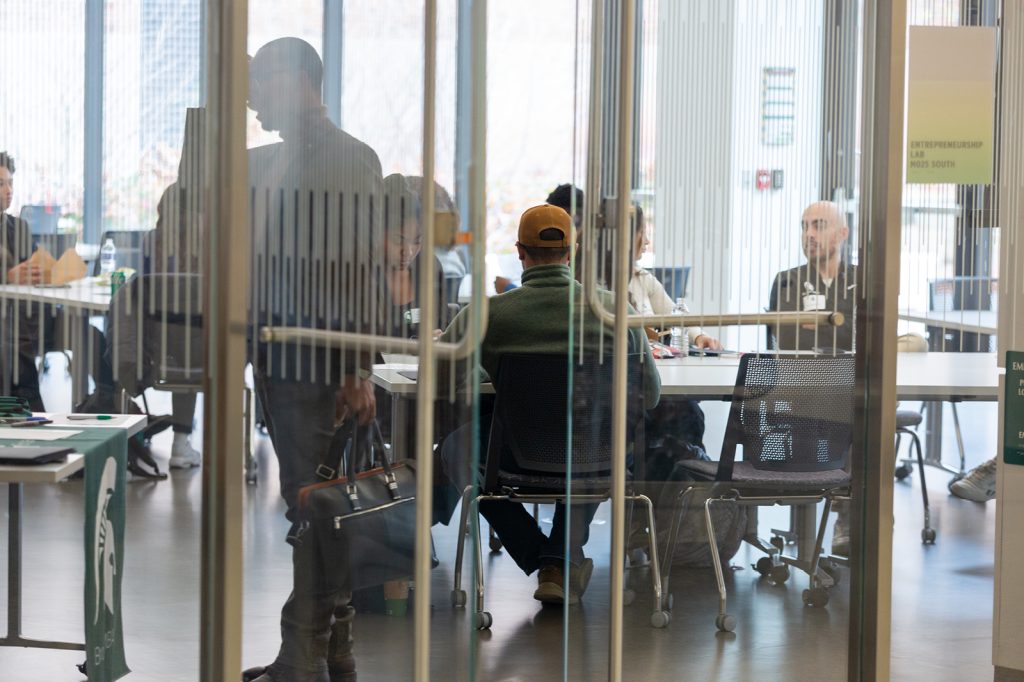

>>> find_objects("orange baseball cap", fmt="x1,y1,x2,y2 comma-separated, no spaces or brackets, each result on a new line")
517,204,575,248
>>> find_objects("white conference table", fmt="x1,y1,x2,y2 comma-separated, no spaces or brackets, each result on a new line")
0,277,112,312
898,309,998,337
372,352,1001,473
372,352,1001,401
0,413,145,652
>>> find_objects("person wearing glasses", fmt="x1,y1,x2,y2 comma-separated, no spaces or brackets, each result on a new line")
767,200,856,556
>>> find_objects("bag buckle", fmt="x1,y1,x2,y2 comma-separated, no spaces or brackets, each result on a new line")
346,483,362,511
384,472,401,500
286,521,309,547
316,464,336,480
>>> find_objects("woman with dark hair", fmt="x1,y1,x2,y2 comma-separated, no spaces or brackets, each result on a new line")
626,204,721,350
377,174,458,516
377,174,450,339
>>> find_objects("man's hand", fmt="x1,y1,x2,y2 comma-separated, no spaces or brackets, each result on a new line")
336,375,376,426
494,276,513,294
693,333,723,351
6,262,43,285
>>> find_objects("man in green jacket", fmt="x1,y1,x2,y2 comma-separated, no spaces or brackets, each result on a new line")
440,204,660,605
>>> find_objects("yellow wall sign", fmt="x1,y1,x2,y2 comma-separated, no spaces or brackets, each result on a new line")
907,26,997,184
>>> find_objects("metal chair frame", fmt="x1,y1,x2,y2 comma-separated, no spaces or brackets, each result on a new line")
660,354,855,632
449,352,669,629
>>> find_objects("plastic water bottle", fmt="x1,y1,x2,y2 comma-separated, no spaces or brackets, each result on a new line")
669,297,687,351
100,238,117,276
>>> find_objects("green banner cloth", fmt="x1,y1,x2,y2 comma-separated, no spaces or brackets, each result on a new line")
1006,352,1024,467
0,426,130,681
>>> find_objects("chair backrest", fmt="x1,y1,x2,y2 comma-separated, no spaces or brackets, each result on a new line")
650,266,691,301
107,273,204,394
928,275,996,312
94,229,152,276
486,353,644,479
32,232,77,258
718,354,855,478
20,204,61,235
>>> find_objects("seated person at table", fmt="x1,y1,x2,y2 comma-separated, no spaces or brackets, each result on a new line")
767,200,855,353
376,173,460,525
377,174,449,339
0,151,113,411
767,200,856,555
626,204,720,351
495,183,584,294
439,204,661,605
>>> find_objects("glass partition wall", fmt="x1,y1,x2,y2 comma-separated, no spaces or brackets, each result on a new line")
0,1,935,680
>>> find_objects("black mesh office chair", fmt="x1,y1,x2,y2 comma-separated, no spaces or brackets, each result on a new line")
661,354,854,632
451,353,668,629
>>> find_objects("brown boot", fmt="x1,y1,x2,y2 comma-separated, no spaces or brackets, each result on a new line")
327,605,356,682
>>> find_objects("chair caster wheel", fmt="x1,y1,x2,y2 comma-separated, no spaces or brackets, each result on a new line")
488,536,503,552
754,557,773,577
474,611,492,630
894,464,913,481
623,589,636,606
769,564,790,585
921,528,936,544
451,589,467,607
715,614,736,632
650,610,671,628
803,587,829,608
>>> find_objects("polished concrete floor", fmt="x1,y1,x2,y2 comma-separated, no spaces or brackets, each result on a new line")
0,367,1001,680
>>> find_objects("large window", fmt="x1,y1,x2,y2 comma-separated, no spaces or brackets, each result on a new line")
0,1,85,233
103,0,203,232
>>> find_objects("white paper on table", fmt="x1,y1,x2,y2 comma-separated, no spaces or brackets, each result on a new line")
0,428,82,441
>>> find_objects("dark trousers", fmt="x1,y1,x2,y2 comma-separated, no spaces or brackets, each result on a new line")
440,411,599,575
171,392,197,434
254,372,349,675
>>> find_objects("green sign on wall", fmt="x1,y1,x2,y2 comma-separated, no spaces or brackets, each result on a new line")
1006,351,1024,466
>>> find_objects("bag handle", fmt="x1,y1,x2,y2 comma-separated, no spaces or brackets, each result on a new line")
316,419,395,483
316,420,356,481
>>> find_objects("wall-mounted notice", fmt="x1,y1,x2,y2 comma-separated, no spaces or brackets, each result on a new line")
907,26,997,184
761,67,795,146
1006,351,1024,467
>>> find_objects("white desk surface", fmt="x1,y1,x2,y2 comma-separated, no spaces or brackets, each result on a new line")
0,277,112,311
898,309,998,335
0,454,84,484
372,352,1001,402
38,413,148,437
0,413,144,483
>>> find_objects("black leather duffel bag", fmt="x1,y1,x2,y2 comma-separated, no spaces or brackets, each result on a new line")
298,421,417,592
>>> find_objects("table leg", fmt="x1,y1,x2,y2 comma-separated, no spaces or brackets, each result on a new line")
391,393,409,457
69,309,90,406
0,482,85,651
923,401,944,468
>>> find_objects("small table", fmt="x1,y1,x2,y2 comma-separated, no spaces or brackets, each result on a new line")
0,414,145,653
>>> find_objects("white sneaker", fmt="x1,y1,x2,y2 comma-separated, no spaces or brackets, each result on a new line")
950,459,996,502
169,433,202,469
